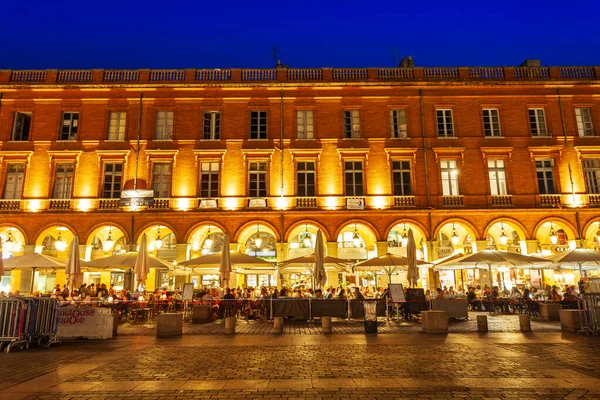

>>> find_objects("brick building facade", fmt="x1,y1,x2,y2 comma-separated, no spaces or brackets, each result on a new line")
0,63,599,293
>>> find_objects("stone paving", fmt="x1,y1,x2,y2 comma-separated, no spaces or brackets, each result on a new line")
1,324,598,400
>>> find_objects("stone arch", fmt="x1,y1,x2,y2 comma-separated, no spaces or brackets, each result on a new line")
234,220,281,245
284,220,331,243
384,219,429,242
184,221,228,243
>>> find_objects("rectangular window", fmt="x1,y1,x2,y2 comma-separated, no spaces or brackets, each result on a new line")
436,109,454,138
296,110,314,139
155,111,173,140
390,110,408,138
344,161,364,196
343,110,361,139
101,163,123,198
3,163,25,199
392,160,412,196
12,112,31,141
107,112,127,140
529,108,548,136
576,108,595,137
248,161,267,197
583,158,600,194
482,109,501,137
487,159,507,195
203,112,220,140
440,159,459,195
535,159,555,194
296,161,316,197
152,163,172,198
250,111,267,139
60,112,79,140
200,162,220,198
52,163,74,199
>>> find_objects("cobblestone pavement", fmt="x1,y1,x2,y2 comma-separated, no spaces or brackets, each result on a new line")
116,312,561,336
1,331,598,400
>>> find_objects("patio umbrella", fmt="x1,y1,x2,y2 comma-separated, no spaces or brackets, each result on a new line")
434,249,550,287
219,233,232,288
180,251,273,268
66,235,82,293
4,253,67,270
406,228,419,288
279,255,351,272
547,248,600,276
134,233,150,289
313,230,327,290
85,251,172,270
354,253,430,284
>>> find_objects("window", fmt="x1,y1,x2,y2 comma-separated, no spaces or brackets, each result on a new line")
101,163,123,198
535,159,556,194
203,112,220,140
60,112,79,140
155,111,173,140
392,160,412,196
152,163,172,198
482,109,501,137
248,161,267,197
529,108,548,136
296,161,316,197
390,110,408,138
487,159,507,195
296,110,314,139
250,111,267,139
200,162,219,198
583,159,600,194
343,110,361,138
52,163,74,199
576,108,595,137
344,161,364,196
440,159,459,195
436,109,454,138
3,163,25,199
12,112,31,141
107,112,126,140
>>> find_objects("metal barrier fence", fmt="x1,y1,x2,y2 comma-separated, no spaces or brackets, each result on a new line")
0,298,27,352
578,293,600,335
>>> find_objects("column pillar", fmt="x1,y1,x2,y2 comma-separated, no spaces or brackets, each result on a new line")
375,241,388,257
525,240,540,255
474,240,489,253
326,242,338,257
175,243,189,263
275,242,289,263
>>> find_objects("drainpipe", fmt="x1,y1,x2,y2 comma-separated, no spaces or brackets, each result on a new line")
557,88,568,147
419,89,431,207
280,89,284,198
134,92,144,190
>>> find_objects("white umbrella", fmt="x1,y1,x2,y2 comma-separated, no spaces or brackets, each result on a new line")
219,233,232,288
85,251,172,270
134,233,150,288
4,253,67,270
406,228,419,288
180,251,273,268
354,253,430,283
547,248,600,276
313,230,327,290
66,235,82,292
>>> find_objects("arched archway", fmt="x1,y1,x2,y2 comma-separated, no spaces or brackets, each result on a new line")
336,221,377,261
533,218,577,255
434,219,478,259
483,218,528,254
85,224,128,260
285,221,330,259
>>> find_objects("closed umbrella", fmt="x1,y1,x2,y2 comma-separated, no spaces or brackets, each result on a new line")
547,248,600,277
66,235,82,293
313,230,327,290
134,233,150,289
219,233,232,288
406,229,419,288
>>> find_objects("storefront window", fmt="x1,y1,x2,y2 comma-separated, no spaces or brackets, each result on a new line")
111,272,125,291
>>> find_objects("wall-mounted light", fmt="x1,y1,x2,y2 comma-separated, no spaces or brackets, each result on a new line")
303,225,312,247
55,230,67,252
154,227,163,250
549,223,558,245
103,227,114,252
205,226,213,248
451,223,460,246
254,225,262,248
4,229,15,253
499,223,508,246
352,224,361,247
401,224,408,247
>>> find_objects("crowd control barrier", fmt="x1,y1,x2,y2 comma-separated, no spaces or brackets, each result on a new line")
0,298,27,353
0,297,60,352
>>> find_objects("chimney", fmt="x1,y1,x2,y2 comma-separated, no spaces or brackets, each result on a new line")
520,59,541,67
400,55,414,68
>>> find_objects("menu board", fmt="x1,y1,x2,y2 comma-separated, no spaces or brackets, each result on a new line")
388,283,406,303
182,283,194,301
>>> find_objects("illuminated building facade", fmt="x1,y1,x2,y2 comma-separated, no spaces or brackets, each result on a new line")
1,62,599,293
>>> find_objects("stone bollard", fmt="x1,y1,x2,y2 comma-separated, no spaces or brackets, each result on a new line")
156,313,183,337
421,310,448,333
539,303,562,321
477,315,488,333
559,309,581,332
224,316,236,335
321,316,332,334
519,314,531,332
273,316,284,334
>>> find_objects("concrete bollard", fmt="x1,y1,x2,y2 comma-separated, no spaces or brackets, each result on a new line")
477,315,488,333
321,316,332,334
273,316,284,334
559,309,581,332
224,316,236,335
421,310,448,333
519,314,531,332
156,313,183,337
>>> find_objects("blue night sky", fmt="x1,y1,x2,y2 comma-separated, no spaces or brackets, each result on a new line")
1,0,599,69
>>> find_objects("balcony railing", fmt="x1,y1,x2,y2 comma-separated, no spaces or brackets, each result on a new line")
196,69,232,81
394,196,415,207
98,199,120,210
149,198,170,209
149,70,186,81
514,67,550,79
287,69,323,81
57,70,93,82
242,69,276,81
377,68,414,80
49,199,71,210
0,200,21,210
443,195,464,206
540,194,561,207
332,68,368,80
10,70,47,82
589,194,600,206
296,197,317,208
424,67,459,80
491,195,512,206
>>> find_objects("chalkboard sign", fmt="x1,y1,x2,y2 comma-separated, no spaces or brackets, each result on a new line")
182,283,194,301
388,283,406,303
